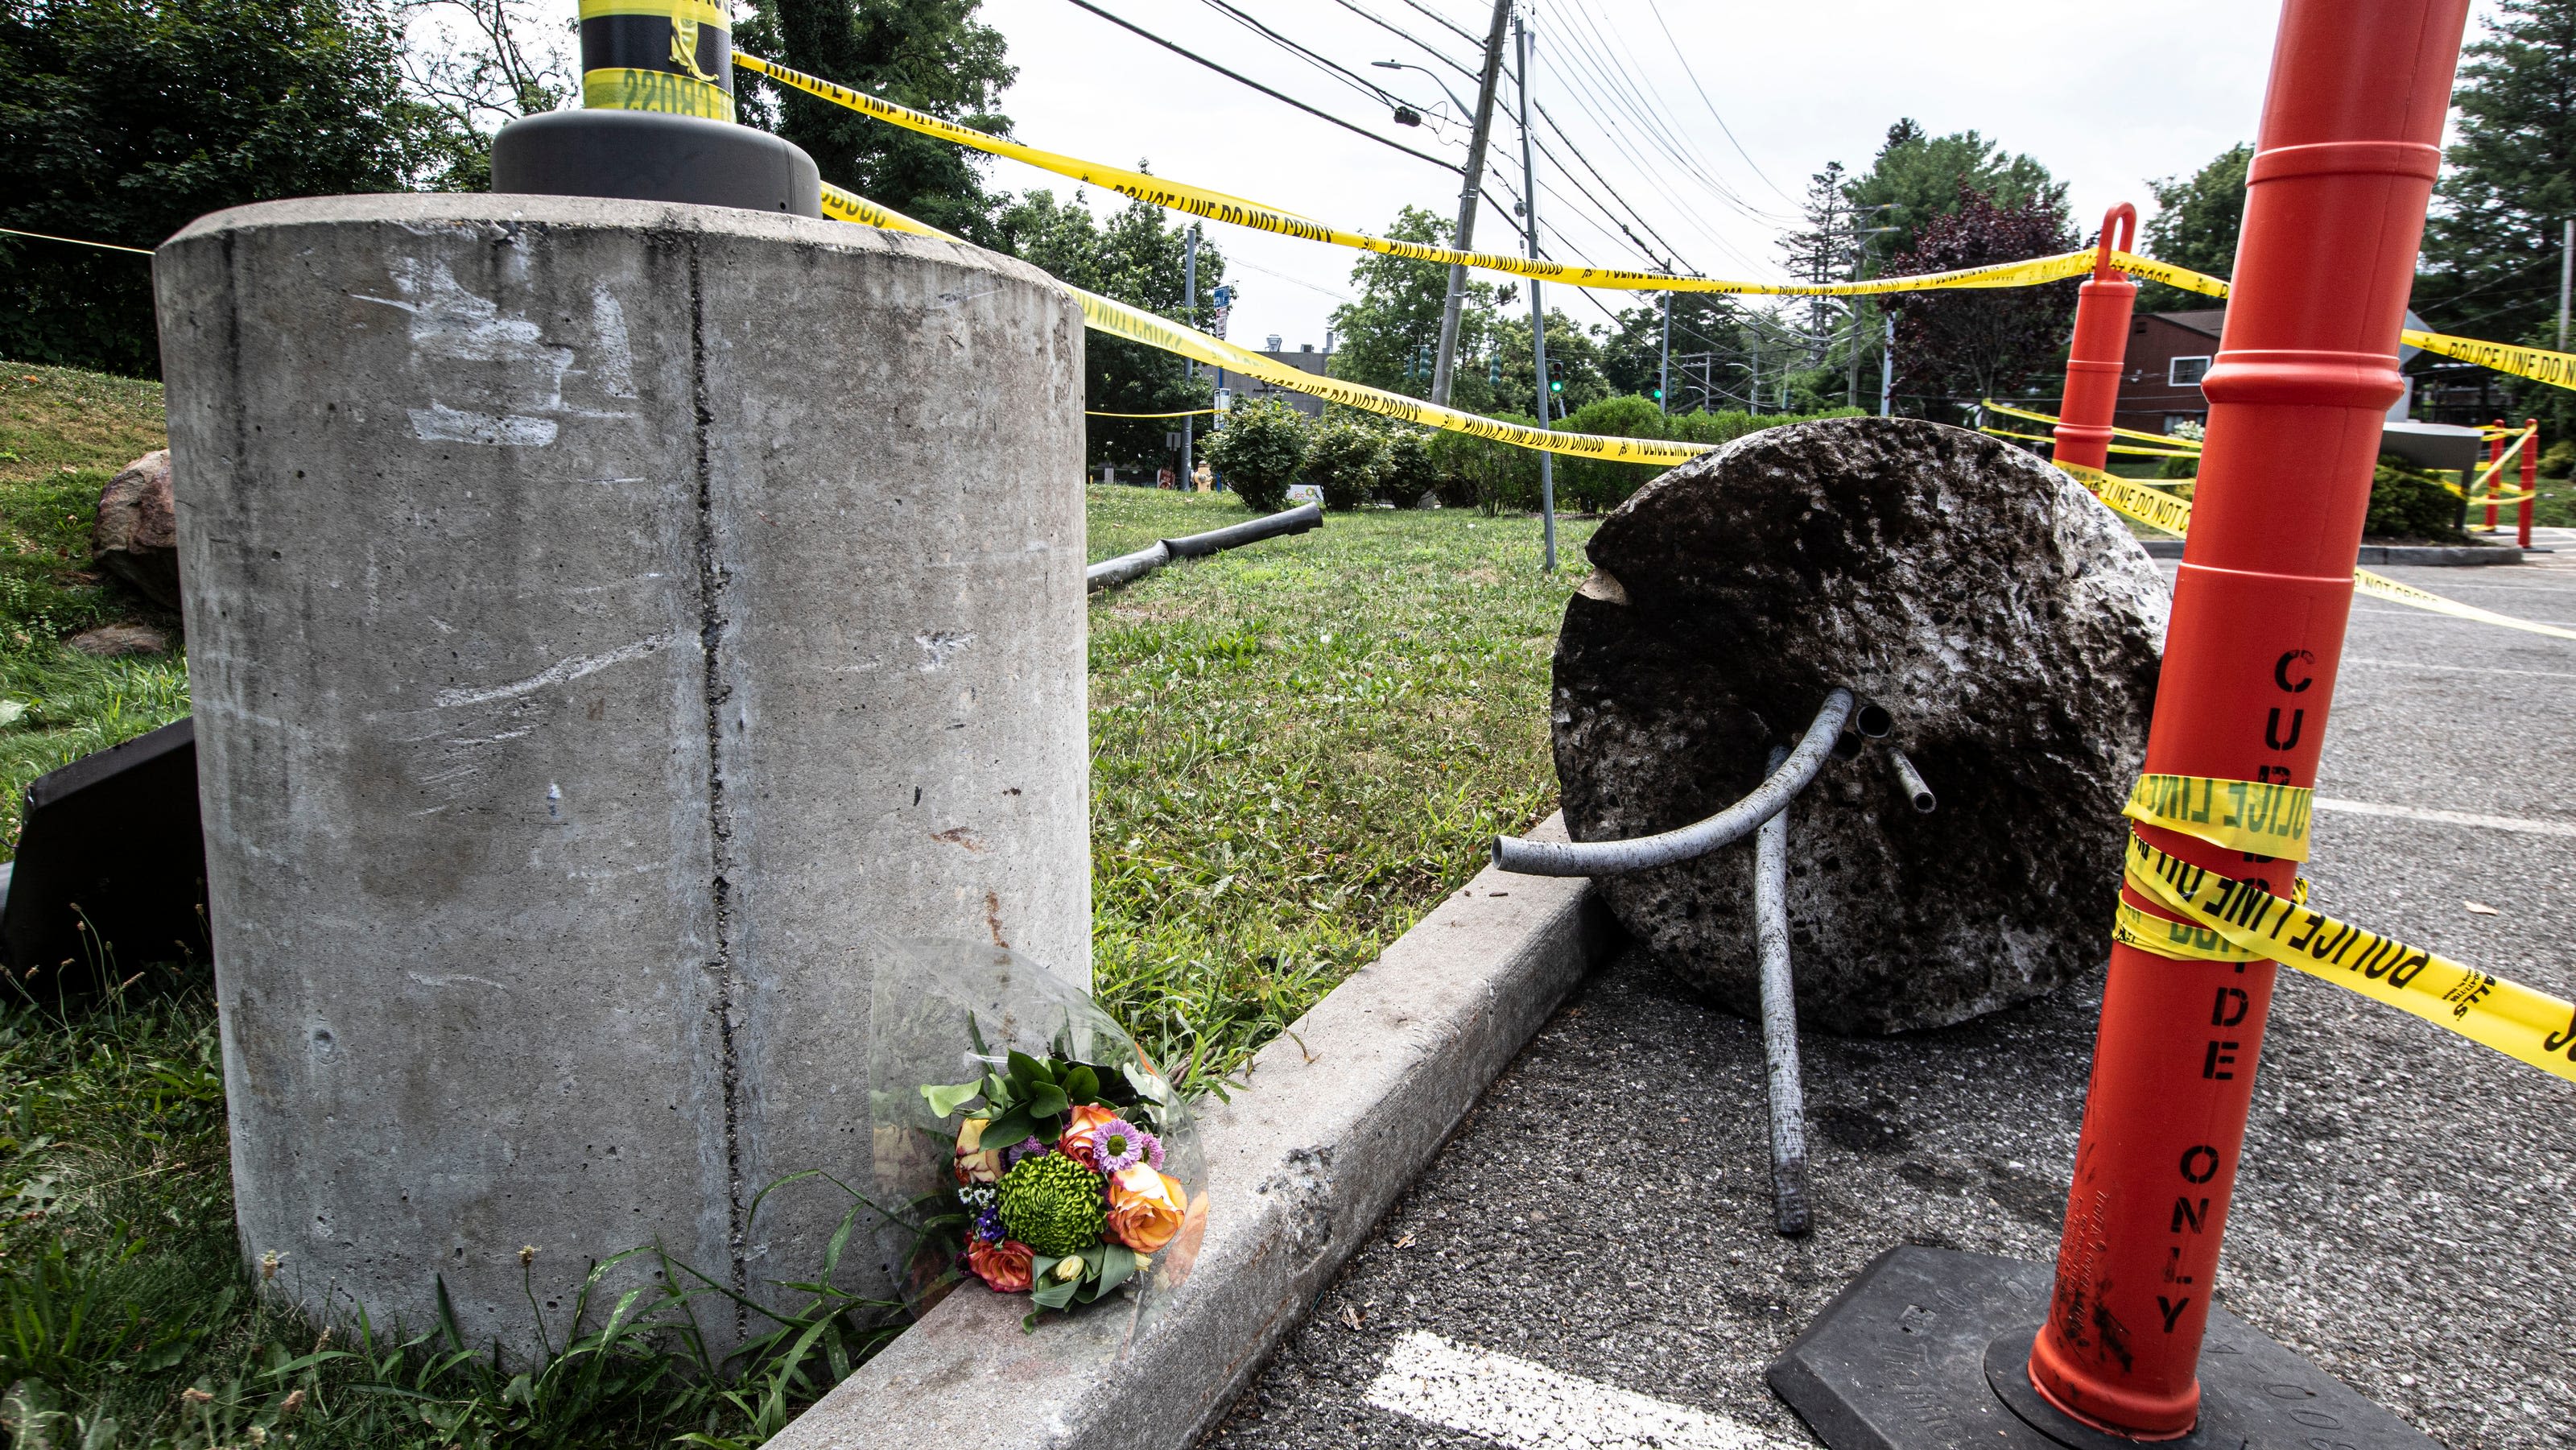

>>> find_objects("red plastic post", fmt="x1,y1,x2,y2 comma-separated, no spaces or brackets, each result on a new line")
2051,205,2141,473
2025,1,2471,1438
2487,419,2507,531
2520,418,2538,549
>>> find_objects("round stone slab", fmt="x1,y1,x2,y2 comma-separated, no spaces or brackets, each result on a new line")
1552,417,2169,1035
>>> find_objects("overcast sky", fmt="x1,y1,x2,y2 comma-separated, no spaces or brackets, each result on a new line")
965,0,2499,353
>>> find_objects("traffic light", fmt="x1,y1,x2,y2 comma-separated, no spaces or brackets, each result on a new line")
1546,358,1565,394
1651,385,1664,401
1488,357,1501,387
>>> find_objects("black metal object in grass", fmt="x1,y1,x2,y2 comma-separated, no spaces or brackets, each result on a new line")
1085,502,1324,593
0,717,204,990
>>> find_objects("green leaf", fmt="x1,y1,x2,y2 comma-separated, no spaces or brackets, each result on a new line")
1027,1081,1070,1119
919,1080,985,1118
1028,1261,1084,1311
1062,1064,1100,1103
1007,1049,1055,1088
977,1109,1037,1153
1085,1243,1138,1300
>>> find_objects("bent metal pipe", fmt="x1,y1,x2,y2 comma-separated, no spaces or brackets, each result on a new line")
1489,688,1856,877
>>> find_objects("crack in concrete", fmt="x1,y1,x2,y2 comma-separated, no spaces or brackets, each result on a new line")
687,240,752,1330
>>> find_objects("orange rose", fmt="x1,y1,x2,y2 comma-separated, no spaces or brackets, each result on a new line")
953,1117,1002,1185
966,1237,1034,1293
1056,1104,1119,1170
1105,1165,1188,1254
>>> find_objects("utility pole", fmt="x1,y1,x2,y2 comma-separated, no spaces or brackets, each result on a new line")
1182,223,1198,485
1879,312,1894,416
1659,290,1672,414
2559,217,2572,353
1515,8,1554,570
1430,0,1513,407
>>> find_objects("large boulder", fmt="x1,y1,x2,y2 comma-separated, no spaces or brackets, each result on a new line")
93,449,180,609
1552,417,2167,1035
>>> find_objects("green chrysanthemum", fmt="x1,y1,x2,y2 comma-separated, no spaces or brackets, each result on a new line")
997,1151,1108,1257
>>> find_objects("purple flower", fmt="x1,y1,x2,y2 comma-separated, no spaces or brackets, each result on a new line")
1004,1135,1048,1167
970,1204,1005,1243
1091,1118,1148,1172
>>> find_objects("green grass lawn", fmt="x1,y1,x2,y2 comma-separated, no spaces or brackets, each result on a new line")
0,366,189,857
0,366,1591,1446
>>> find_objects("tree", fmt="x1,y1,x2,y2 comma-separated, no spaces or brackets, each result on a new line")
2417,1,2576,360
0,0,462,375
2138,143,2250,311
1843,119,2064,271
1597,291,1745,403
1883,184,2079,416
998,188,1221,472
1327,206,1501,411
1485,305,1607,420
737,0,1013,245
1780,162,1856,352
1201,398,1306,512
397,0,573,190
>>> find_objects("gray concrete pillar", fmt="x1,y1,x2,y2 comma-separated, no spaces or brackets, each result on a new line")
153,195,1087,1352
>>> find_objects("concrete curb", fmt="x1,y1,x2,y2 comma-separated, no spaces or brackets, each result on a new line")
2139,538,2524,565
768,813,1618,1450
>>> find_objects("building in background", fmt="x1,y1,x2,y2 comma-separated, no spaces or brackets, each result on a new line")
1227,341,1333,420
2113,306,2432,433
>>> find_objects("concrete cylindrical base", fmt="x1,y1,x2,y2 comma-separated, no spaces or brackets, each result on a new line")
153,195,1087,1351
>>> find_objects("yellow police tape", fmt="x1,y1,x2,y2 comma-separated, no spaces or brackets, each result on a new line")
2124,773,2312,858
819,184,1709,464
824,181,2576,617
2116,816,2576,1084
2089,255,2576,399
1979,425,2198,459
1982,398,2201,451
2052,459,2576,639
749,51,2095,299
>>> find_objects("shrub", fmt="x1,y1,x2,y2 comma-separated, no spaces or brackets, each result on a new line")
1426,417,1543,514
1306,418,1389,511
1202,399,1307,512
1380,427,1436,506
2540,438,2574,480
2366,453,2467,542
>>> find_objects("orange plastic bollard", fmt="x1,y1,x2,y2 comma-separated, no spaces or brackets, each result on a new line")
2050,205,2140,474
2487,418,2507,531
2520,418,2538,549
2025,0,2472,1438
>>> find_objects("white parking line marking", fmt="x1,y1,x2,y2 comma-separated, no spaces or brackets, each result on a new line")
2315,798,2576,839
2343,656,2576,682
1364,1329,1798,1450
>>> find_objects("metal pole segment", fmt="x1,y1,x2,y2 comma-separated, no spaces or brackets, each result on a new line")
2027,2,2471,1436
1887,749,1935,813
2487,418,2505,532
1514,11,1555,571
2051,205,2140,473
1084,503,1324,592
2520,417,2537,551
1754,744,1811,1237
1431,0,1513,407
1182,225,1197,488
1661,290,1673,415
1879,313,1893,417
1491,688,1855,876
2560,217,2572,354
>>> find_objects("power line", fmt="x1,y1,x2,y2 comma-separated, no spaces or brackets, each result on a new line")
1532,101,1695,272
1191,0,1412,117
1525,43,1773,273
1390,0,1482,48
1639,0,1798,205
1546,8,1791,229
1058,0,1461,175
1327,0,1479,80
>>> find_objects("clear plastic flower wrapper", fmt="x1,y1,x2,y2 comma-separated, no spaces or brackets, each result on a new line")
866,938,1206,1332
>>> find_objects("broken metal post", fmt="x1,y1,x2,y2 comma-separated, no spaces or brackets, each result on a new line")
1754,744,1811,1237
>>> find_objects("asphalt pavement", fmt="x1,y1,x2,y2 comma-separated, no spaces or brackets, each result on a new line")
1200,549,2576,1450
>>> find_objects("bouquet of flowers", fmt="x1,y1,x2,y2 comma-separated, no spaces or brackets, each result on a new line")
920,1034,1195,1321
